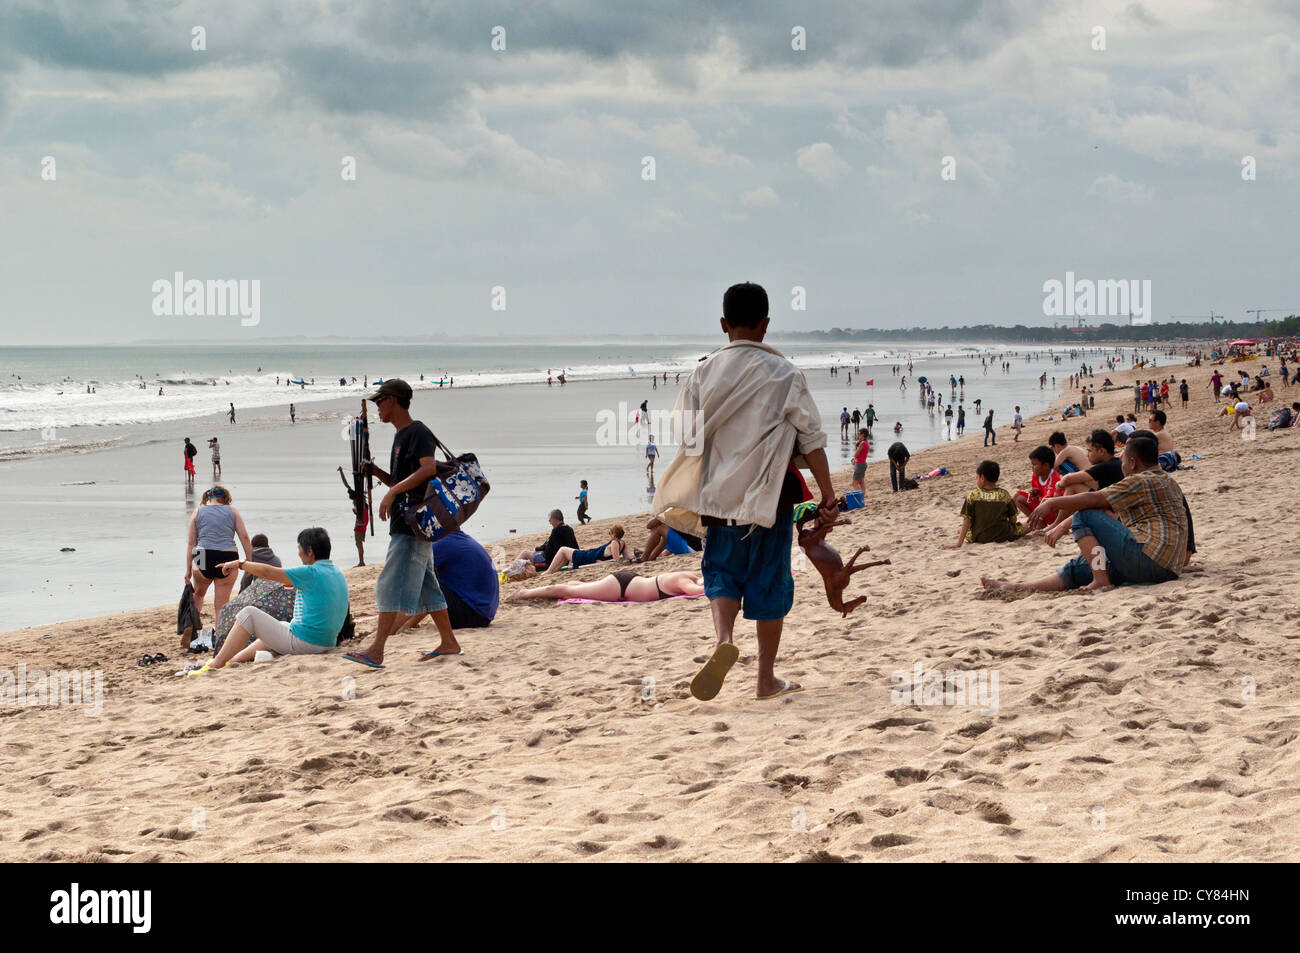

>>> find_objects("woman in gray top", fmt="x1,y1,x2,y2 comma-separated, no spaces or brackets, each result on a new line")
186,485,252,621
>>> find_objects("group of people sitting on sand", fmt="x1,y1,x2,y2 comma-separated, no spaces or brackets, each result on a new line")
923,405,1197,594
183,470,500,675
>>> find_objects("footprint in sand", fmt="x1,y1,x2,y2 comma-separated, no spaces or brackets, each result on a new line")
884,767,930,786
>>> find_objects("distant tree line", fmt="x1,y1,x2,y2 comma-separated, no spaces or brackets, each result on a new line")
775,315,1300,345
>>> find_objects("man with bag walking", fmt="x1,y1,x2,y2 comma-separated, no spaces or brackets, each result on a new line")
344,379,461,668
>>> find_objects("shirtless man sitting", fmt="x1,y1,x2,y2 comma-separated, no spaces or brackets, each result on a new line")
1047,431,1090,477
1146,410,1175,454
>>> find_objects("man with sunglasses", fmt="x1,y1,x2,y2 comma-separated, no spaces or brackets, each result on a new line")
344,379,462,668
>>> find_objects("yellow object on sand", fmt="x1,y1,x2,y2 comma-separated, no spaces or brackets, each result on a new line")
690,643,739,701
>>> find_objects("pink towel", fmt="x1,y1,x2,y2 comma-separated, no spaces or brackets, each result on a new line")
558,593,704,605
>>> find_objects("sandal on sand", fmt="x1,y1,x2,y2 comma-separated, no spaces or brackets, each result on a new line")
419,650,464,661
690,643,739,701
343,652,385,669
756,679,804,702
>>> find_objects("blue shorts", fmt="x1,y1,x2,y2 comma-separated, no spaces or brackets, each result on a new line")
1057,508,1178,589
702,520,794,621
376,533,448,615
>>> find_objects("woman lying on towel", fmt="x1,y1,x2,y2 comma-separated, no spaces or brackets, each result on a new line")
507,569,704,603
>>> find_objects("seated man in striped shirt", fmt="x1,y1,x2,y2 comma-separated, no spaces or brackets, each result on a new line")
980,434,1189,592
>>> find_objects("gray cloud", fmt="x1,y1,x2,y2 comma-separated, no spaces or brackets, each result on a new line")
0,0,1296,344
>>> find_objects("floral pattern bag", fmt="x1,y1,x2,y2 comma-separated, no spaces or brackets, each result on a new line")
402,438,491,541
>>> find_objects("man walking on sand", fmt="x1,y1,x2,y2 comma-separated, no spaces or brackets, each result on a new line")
653,282,837,702
343,379,462,669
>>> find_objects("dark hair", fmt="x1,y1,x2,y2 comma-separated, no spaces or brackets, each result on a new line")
549,509,564,522
1086,429,1115,454
1115,415,1125,424
1149,409,1167,426
297,527,331,560
1048,431,1067,447
1126,435,1159,467
1292,402,1300,411
722,282,769,328
580,480,588,487
251,533,269,548
976,460,1000,482
1029,446,1054,466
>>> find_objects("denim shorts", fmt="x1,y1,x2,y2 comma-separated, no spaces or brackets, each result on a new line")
1057,508,1178,589
376,533,448,615
702,519,794,621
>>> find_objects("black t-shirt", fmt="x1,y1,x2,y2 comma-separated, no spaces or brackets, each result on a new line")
389,420,438,536
537,524,579,562
184,443,197,459
1086,458,1124,489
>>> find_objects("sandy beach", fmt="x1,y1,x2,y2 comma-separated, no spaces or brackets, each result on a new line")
3,355,1297,862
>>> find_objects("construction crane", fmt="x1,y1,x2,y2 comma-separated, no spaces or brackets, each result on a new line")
1169,312,1221,324
1246,309,1297,322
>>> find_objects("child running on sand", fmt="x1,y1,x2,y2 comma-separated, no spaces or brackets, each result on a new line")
652,282,836,701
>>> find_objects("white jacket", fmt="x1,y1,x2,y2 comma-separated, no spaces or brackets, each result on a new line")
652,340,826,533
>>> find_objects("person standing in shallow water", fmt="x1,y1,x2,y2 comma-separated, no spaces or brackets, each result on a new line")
983,409,996,446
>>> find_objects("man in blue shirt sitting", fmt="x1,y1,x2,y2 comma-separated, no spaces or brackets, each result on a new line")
403,531,499,634
189,527,349,674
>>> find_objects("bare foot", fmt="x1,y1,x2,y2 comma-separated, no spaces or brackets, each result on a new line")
980,576,1015,591
1085,580,1115,591
506,589,530,602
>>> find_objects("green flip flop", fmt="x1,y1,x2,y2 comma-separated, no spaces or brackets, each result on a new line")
690,643,739,701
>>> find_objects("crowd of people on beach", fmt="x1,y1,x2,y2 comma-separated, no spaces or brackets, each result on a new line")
164,286,1298,706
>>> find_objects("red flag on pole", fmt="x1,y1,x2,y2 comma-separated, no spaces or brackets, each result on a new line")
864,379,874,386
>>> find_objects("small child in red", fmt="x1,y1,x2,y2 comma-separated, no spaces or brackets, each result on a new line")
1013,445,1061,523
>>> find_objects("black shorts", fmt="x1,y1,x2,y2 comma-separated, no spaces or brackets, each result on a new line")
443,586,492,629
196,549,238,581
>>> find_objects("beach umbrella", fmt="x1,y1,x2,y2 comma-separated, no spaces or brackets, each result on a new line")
916,375,928,383
1229,339,1256,347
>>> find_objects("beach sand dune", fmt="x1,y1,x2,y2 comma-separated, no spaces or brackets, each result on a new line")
2,358,1297,861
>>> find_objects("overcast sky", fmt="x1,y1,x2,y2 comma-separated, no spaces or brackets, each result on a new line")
1,0,1297,344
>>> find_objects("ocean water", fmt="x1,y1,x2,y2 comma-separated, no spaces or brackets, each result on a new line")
0,341,904,451
0,341,1172,630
